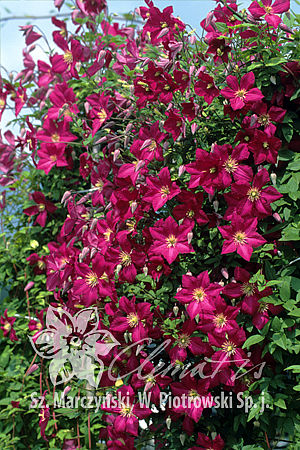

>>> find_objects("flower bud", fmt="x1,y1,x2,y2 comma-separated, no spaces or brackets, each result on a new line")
270,172,277,186
113,149,120,162
166,416,171,429
180,434,186,445
63,385,71,397
189,35,196,45
191,123,198,135
91,218,98,230
61,190,72,205
273,213,282,223
173,305,179,316
178,165,186,177
26,363,39,376
24,281,34,292
90,248,97,259
115,264,122,275
157,27,170,39
221,267,229,279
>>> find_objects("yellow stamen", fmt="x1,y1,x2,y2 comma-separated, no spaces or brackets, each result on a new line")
85,271,99,288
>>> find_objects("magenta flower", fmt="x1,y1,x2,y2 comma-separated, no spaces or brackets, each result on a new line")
131,359,172,404
197,296,240,336
73,254,116,306
208,328,250,369
36,118,77,146
249,0,290,28
168,319,212,362
175,271,222,319
194,72,219,105
110,296,153,342
0,309,18,342
39,391,50,441
48,82,79,122
220,72,264,110
224,168,282,219
171,375,213,422
144,167,180,212
250,127,282,164
37,143,68,174
23,191,57,227
190,432,224,450
149,216,194,264
102,385,151,436
172,190,208,226
218,214,266,261
241,295,282,330
163,109,184,141
106,234,145,283
185,148,224,195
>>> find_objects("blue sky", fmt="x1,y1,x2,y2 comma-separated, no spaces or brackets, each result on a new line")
0,0,299,129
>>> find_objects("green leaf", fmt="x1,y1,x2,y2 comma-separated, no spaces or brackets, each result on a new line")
285,365,300,373
288,308,300,317
274,398,287,409
242,335,264,349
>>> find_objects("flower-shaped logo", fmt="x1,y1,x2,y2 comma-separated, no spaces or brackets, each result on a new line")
30,306,119,387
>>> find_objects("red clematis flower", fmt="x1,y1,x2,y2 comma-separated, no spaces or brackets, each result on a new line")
172,190,208,225
141,4,185,45
39,391,50,441
224,168,282,219
102,385,151,436
248,0,290,28
189,432,225,450
175,271,222,319
185,148,224,195
0,309,18,342
37,143,68,174
149,216,194,264
218,214,266,261
194,72,219,105
197,296,240,336
208,328,250,369
110,296,153,342
144,167,180,212
48,82,79,122
250,101,286,131
28,310,45,333
249,126,282,164
24,191,57,227
147,255,171,280
206,35,231,64
171,375,213,422
51,35,86,77
36,118,77,146
223,267,272,305
164,109,184,141
86,93,112,136
168,319,212,362
106,234,146,283
131,359,172,404
241,294,282,330
27,253,47,274
73,254,116,305
220,72,264,110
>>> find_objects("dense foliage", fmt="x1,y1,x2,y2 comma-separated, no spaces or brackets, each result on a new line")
0,0,299,448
